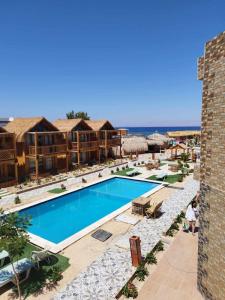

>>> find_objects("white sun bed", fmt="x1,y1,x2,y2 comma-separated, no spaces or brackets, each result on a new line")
0,258,34,288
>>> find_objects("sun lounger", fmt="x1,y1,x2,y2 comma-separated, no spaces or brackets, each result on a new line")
156,172,167,180
145,201,163,218
0,258,34,288
31,249,51,268
0,250,9,267
126,169,139,177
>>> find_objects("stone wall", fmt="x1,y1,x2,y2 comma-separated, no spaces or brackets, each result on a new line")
198,31,225,300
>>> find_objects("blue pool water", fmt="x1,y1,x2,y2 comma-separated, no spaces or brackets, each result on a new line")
20,178,159,243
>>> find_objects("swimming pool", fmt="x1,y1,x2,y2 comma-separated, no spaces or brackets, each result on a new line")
19,177,161,249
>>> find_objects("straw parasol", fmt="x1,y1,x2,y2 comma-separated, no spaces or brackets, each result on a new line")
147,139,164,146
121,136,148,154
147,133,170,143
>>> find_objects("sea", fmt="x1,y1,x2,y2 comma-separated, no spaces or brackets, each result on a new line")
116,126,201,136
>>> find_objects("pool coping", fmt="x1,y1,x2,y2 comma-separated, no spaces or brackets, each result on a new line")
7,176,167,253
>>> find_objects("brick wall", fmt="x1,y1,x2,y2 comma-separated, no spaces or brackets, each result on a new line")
198,31,225,300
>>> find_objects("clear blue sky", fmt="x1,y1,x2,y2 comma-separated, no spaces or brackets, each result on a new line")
0,1,224,126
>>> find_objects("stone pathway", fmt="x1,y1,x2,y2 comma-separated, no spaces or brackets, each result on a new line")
55,177,199,300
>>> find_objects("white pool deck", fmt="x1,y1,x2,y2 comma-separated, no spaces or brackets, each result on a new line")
8,176,166,253
54,176,199,300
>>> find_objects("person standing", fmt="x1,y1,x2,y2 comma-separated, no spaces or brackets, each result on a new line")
185,200,198,235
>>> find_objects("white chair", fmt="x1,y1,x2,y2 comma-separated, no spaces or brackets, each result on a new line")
31,249,51,269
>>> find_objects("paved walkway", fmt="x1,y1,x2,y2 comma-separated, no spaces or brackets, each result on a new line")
138,230,203,300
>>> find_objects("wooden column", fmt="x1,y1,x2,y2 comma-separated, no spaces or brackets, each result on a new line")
104,130,108,160
129,236,142,267
66,132,69,171
76,131,80,165
34,132,39,180
97,131,100,164
119,130,122,158
13,133,18,184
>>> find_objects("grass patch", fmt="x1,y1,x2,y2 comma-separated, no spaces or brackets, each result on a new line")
48,188,65,194
10,243,70,298
147,174,182,184
13,243,69,272
114,168,134,176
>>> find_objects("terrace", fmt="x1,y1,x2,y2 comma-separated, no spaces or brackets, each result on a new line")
0,130,17,188
26,131,67,157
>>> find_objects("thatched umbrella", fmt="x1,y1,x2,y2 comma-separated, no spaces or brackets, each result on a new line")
147,133,170,143
147,140,164,146
121,136,148,155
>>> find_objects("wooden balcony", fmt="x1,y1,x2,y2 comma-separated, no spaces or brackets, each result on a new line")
70,141,99,152
0,149,16,161
99,138,121,148
27,144,67,156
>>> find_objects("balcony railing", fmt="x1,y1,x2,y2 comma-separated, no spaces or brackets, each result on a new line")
70,141,99,151
0,149,15,161
28,144,67,156
99,138,121,147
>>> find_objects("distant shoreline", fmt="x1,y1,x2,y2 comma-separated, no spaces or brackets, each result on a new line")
116,126,201,136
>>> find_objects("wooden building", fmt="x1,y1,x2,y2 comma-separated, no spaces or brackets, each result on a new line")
5,117,68,181
86,120,122,160
53,119,99,166
0,127,18,188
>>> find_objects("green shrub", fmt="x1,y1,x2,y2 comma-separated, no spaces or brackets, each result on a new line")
178,174,183,182
111,170,114,174
98,173,102,177
14,196,21,204
176,214,183,224
166,228,174,237
46,266,63,284
126,165,129,169
122,166,125,170
154,241,164,252
134,163,136,166
121,282,138,299
170,222,179,231
116,167,119,171
135,263,149,281
145,252,157,265
180,211,185,218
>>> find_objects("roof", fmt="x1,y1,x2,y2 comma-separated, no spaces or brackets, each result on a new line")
170,143,187,150
122,136,148,153
0,127,7,133
147,133,170,142
167,130,201,138
53,119,92,132
86,120,114,131
5,117,59,142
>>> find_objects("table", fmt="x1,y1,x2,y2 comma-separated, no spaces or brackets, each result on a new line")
132,197,151,216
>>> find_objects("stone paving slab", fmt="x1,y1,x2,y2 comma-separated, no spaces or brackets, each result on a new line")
55,177,199,300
